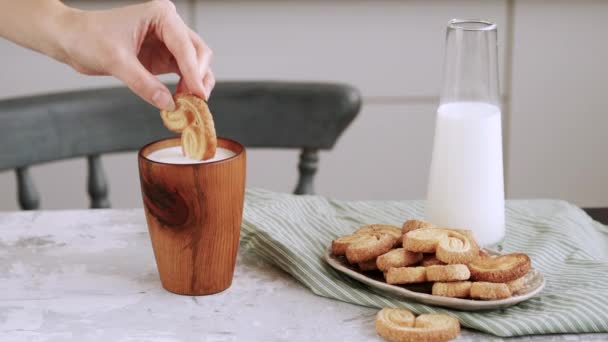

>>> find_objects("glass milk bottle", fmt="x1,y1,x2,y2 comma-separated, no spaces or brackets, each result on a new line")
426,19,505,247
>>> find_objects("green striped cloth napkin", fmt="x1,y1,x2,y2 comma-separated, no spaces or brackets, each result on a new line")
239,189,608,337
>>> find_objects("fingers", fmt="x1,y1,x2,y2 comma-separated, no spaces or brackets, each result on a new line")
188,28,214,99
177,68,215,100
153,2,205,99
115,57,175,111
203,69,216,99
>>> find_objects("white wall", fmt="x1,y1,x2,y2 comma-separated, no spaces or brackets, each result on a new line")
0,0,606,210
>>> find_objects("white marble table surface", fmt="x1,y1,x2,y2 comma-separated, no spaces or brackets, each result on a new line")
1,209,606,342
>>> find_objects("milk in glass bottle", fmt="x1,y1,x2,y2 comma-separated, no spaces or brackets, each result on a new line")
426,19,505,247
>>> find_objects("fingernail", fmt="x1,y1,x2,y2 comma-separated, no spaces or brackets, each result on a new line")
153,90,175,111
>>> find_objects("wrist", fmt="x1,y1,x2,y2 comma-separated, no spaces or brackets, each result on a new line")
46,3,83,65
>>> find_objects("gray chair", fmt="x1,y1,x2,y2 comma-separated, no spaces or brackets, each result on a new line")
0,81,361,210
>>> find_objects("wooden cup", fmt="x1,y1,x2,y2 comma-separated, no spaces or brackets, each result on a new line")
138,137,246,295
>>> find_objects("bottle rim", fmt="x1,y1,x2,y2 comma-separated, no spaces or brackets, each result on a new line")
448,19,496,31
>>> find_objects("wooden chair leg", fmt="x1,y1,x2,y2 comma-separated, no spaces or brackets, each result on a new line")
87,154,111,209
294,148,319,195
15,167,40,210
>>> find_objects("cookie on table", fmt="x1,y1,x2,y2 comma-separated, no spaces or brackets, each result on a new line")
377,248,423,272
375,308,460,342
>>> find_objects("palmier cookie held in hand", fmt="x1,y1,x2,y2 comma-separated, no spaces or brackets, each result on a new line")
421,255,445,267
402,219,436,234
163,94,217,160
346,233,397,264
359,258,379,271
468,253,531,283
377,248,423,272
331,234,373,256
426,264,470,282
432,281,472,298
435,230,479,264
470,282,512,300
404,228,448,253
376,308,460,342
385,267,426,285
356,224,403,245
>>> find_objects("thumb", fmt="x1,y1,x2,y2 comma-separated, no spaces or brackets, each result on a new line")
114,58,175,111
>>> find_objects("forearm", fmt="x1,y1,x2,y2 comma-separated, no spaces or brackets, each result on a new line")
0,0,77,63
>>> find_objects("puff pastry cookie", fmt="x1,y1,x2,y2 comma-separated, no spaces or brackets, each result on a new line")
468,253,531,283
377,248,423,272
403,228,448,253
431,281,472,298
356,224,403,246
470,282,512,300
421,255,445,267
435,230,479,264
402,219,436,234
160,94,217,160
346,233,397,264
426,264,470,282
359,258,379,271
385,266,427,285
375,308,460,342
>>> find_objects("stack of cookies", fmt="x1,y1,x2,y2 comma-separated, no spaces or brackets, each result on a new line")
331,220,532,300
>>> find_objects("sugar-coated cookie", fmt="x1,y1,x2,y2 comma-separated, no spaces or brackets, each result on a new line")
377,248,423,272
470,282,512,300
435,230,479,264
385,266,427,285
468,253,531,283
403,228,448,253
375,308,460,342
346,233,397,264
426,264,470,282
432,281,472,298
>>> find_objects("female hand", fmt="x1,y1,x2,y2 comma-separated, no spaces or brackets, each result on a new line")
58,0,214,110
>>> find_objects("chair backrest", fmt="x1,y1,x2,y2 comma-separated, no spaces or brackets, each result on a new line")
0,81,361,209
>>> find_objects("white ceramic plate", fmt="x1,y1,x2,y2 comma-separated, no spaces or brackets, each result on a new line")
324,247,545,311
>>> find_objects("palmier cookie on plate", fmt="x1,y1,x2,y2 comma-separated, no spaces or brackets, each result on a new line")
468,253,531,283
376,248,423,272
426,264,470,282
331,234,373,256
375,308,460,342
401,219,437,234
403,228,448,253
355,224,403,246
346,233,397,264
359,258,379,271
421,255,445,267
470,282,512,300
506,275,527,293
385,266,427,285
435,230,479,264
432,281,472,298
